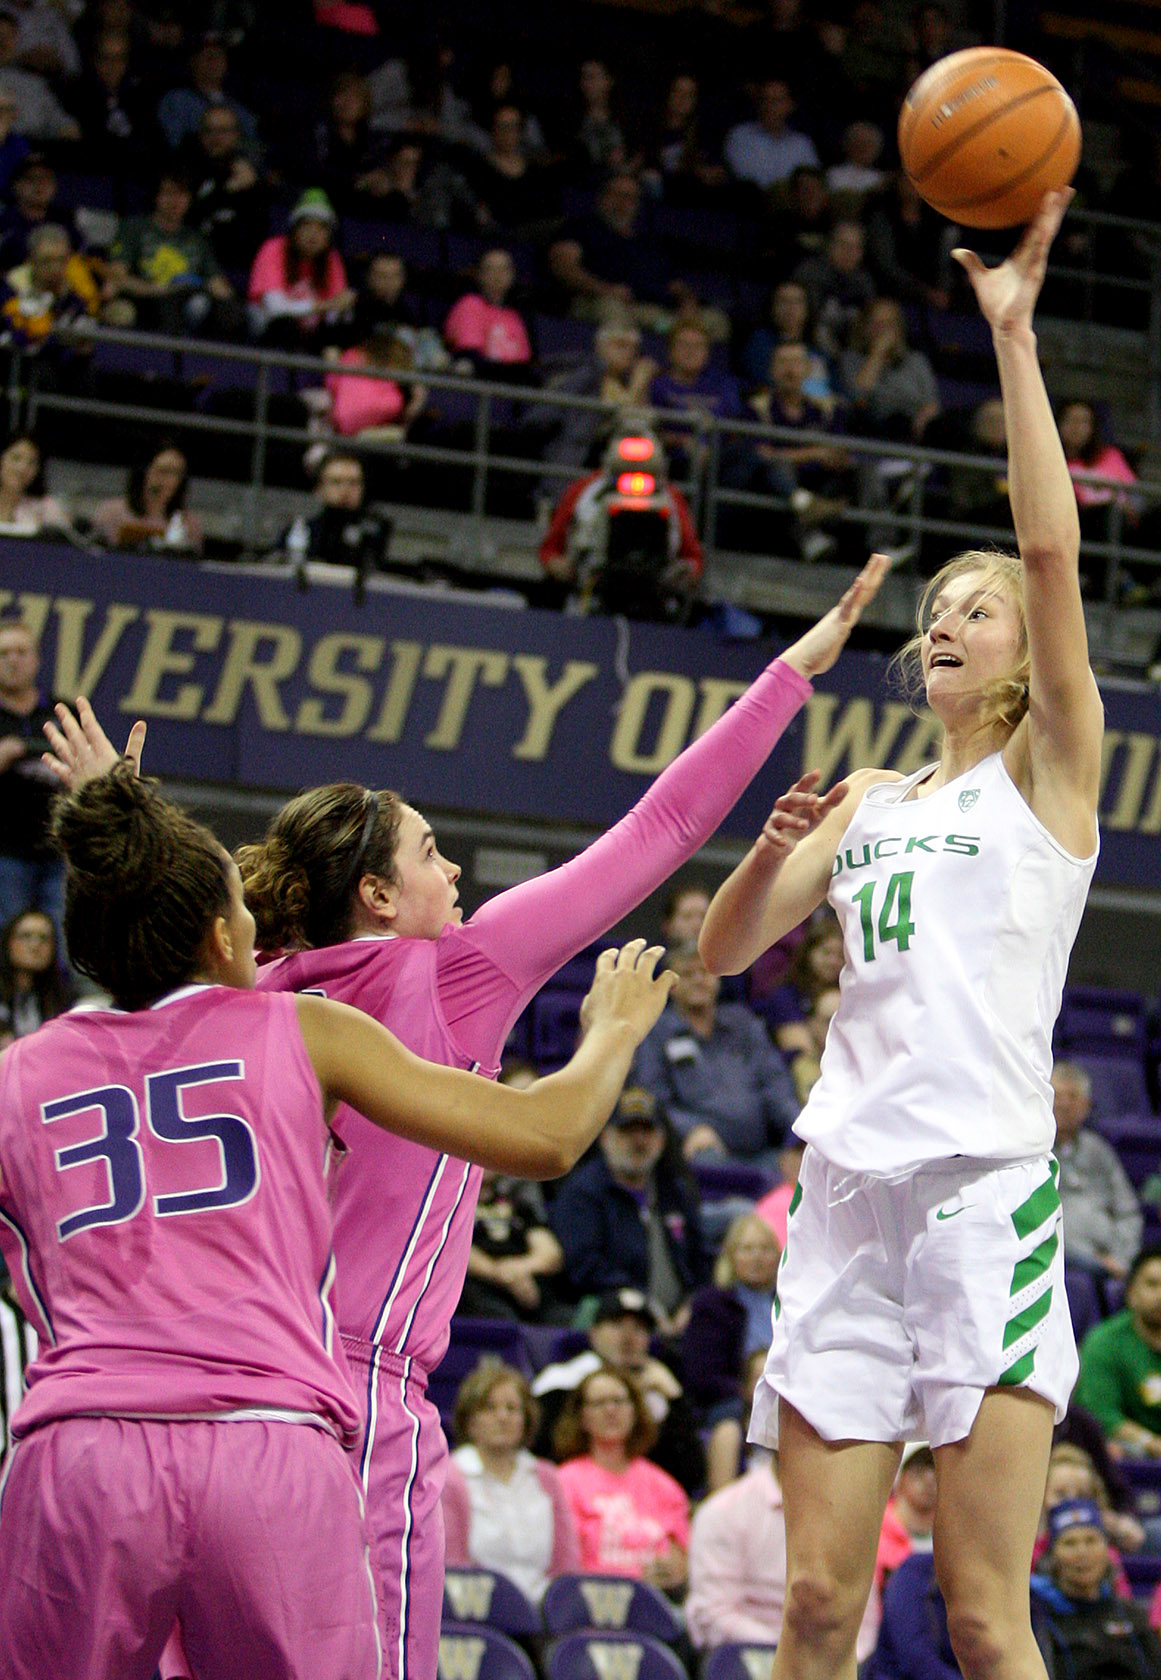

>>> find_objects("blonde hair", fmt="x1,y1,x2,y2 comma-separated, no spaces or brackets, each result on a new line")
713,1212,781,1288
890,549,1030,736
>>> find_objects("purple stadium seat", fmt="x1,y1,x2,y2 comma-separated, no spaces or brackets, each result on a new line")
542,1575,682,1642
1123,1552,1161,1599
1079,1055,1152,1122
1058,987,1148,1058
91,339,179,381
442,1569,541,1638
439,1623,539,1680
530,991,584,1068
429,1318,533,1425
545,1630,688,1680
702,1643,779,1680
691,1158,777,1204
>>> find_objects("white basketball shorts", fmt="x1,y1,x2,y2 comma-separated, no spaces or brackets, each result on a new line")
749,1146,1078,1451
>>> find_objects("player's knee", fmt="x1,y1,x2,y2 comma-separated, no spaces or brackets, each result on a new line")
943,1598,1013,1679
782,1568,862,1649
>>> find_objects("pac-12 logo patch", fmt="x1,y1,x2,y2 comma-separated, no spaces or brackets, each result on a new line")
958,788,980,812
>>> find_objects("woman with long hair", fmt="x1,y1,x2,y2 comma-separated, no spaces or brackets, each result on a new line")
0,906,74,1043
233,560,887,1679
700,190,1102,1680
1,702,674,1680
247,189,355,345
94,441,203,555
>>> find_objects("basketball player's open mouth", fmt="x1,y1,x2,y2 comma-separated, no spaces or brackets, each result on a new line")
931,655,963,667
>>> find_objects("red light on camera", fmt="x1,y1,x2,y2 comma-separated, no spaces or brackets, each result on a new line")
617,472,655,497
617,436,654,462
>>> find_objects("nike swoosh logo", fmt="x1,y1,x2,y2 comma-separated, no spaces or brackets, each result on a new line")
936,1206,966,1220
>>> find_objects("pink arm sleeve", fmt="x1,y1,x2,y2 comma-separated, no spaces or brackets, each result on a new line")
439,658,811,1063
441,1459,473,1565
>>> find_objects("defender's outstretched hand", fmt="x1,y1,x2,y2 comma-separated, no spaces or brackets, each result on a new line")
756,770,849,863
42,698,147,789
952,187,1072,335
781,552,891,679
579,940,676,1046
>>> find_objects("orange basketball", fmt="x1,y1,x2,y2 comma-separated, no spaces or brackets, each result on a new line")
898,47,1081,228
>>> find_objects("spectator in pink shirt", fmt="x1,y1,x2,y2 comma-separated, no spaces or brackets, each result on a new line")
754,1139,805,1251
248,189,354,346
444,248,532,371
555,1367,689,1589
687,1457,881,1656
325,327,425,439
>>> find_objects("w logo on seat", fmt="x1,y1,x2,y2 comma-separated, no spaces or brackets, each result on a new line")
588,1642,643,1680
579,1580,634,1627
438,1635,486,1680
740,1650,777,1680
445,1573,496,1621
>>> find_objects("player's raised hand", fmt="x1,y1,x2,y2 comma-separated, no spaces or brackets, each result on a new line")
756,770,849,862
579,940,676,1046
952,187,1072,334
42,697,147,789
781,552,891,679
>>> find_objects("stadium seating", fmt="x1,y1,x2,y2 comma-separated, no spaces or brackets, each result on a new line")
439,1622,540,1680
542,1575,683,1643
545,1630,688,1680
443,1568,542,1638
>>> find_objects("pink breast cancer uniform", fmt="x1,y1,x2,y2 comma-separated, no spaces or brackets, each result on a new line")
0,985,382,1680
258,655,810,1680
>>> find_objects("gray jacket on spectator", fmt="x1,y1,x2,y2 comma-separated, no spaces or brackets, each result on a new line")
1058,1130,1143,1272
633,1002,799,1162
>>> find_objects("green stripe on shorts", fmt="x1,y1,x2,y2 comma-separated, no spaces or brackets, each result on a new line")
1010,1172,1061,1240
1010,1229,1059,1297
999,1349,1037,1386
787,1183,803,1219
1003,1284,1053,1350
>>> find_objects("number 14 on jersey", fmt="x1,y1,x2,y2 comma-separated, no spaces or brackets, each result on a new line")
851,871,916,963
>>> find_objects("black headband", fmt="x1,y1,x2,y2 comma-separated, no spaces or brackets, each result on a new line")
338,793,380,906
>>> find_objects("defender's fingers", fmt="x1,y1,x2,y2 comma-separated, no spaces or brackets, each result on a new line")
123,719,147,772
595,947,619,974
615,938,649,969
635,944,666,977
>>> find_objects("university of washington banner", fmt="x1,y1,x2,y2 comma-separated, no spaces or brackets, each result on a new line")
3,541,1161,887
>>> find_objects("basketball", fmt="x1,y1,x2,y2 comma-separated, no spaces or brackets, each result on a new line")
898,47,1081,228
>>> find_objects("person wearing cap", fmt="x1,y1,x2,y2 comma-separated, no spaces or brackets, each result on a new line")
247,189,354,346
1030,1499,1161,1676
548,1084,709,1331
1075,1245,1161,1458
531,1284,707,1495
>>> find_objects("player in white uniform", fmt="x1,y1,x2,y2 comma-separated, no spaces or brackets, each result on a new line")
700,188,1102,1680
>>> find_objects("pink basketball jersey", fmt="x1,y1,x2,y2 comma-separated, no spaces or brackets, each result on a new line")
259,937,480,1373
0,985,361,1445
258,657,813,1375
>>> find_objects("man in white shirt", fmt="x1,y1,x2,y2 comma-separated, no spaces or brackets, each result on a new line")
724,79,818,191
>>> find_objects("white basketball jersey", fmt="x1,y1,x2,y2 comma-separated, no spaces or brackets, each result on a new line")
796,751,1098,1175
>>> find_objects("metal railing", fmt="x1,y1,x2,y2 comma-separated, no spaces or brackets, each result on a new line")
9,314,1161,615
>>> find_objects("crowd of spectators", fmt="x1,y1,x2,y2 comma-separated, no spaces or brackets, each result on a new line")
428,863,1161,1668
0,0,1151,603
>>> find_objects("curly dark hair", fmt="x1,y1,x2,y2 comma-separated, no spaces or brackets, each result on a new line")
52,763,231,1010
